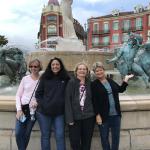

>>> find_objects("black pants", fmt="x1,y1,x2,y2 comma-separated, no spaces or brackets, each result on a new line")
69,116,95,150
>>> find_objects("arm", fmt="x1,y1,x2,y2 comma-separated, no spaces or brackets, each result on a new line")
116,74,134,93
107,47,123,63
65,80,74,124
35,79,44,105
16,78,24,111
16,77,24,119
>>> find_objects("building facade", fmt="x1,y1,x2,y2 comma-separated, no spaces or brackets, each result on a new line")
38,0,85,49
37,0,63,48
87,4,150,51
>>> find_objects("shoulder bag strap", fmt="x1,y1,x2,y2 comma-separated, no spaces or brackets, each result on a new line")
28,80,40,104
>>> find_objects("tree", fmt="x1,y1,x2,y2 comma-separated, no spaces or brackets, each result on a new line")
0,35,8,47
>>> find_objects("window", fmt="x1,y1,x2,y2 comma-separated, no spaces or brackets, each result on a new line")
103,36,110,45
93,23,99,32
148,30,150,41
149,15,150,26
113,21,119,30
123,20,130,31
122,33,129,43
112,34,119,43
47,25,57,34
103,22,109,32
50,5,53,11
92,37,99,45
47,16,57,21
136,18,142,30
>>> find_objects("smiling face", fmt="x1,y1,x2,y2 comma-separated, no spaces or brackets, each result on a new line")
94,67,105,80
51,59,61,74
29,61,40,74
76,64,88,79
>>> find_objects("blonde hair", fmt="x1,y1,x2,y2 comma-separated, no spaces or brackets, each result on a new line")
74,62,89,77
28,59,43,71
92,61,105,72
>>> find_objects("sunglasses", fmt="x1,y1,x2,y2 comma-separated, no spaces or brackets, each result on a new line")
29,65,39,68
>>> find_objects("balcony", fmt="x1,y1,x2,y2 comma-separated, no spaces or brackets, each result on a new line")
122,26,143,32
92,30,100,34
92,30,110,35
47,32,57,36
135,26,143,31
92,42,110,48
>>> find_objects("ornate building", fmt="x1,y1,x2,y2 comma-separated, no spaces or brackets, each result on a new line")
38,0,85,48
87,3,150,51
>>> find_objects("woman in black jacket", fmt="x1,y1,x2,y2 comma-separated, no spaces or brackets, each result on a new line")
91,62,133,150
65,62,95,150
35,57,70,150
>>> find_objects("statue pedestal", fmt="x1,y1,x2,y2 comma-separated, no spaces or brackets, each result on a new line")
56,37,85,51
39,37,85,51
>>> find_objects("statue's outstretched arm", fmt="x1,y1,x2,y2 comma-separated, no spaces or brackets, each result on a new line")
107,48,123,63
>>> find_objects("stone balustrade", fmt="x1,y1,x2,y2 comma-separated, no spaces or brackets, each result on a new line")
0,95,150,150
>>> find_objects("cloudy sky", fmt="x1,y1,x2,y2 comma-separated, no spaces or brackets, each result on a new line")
0,0,149,50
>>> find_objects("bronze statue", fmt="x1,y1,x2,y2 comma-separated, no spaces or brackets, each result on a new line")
107,33,150,88
0,47,27,84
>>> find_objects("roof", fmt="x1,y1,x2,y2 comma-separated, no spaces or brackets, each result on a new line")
90,10,149,20
48,0,59,6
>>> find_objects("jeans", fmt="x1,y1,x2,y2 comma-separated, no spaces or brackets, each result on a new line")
15,118,35,150
69,116,95,150
98,115,121,150
36,112,66,150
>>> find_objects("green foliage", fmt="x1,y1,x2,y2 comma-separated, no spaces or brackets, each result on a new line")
0,35,8,47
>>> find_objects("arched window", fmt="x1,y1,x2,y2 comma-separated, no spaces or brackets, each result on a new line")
47,25,57,34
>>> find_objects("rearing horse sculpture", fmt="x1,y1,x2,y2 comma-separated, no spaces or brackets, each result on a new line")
107,33,150,88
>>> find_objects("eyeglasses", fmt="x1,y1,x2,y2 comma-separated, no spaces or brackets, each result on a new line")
29,65,39,68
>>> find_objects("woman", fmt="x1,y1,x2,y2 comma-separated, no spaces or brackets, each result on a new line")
15,59,42,150
91,62,133,150
65,62,95,150
35,57,70,150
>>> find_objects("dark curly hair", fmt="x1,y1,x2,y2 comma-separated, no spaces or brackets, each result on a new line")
41,57,70,81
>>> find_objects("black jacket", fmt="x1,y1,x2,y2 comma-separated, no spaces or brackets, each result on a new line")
65,77,95,124
35,77,68,116
91,78,128,123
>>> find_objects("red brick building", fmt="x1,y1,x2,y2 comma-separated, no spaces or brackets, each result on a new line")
38,0,63,48
38,0,85,48
87,4,150,51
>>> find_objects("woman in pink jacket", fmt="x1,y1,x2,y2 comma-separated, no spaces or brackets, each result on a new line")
15,59,42,150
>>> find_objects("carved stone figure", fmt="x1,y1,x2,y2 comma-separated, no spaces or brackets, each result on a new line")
0,47,27,84
61,0,77,39
107,33,150,88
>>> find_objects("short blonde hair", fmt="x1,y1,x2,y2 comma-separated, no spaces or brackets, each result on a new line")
29,59,43,71
92,61,105,72
74,62,89,77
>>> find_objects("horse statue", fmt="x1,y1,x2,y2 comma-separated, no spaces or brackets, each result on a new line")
107,33,150,88
0,47,27,84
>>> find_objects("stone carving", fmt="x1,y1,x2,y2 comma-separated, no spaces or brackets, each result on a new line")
107,33,150,88
0,47,27,84
134,4,144,13
112,9,120,16
61,0,77,39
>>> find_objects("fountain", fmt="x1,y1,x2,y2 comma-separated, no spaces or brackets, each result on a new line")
0,1,149,150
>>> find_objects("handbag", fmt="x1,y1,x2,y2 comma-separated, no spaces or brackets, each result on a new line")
20,80,39,118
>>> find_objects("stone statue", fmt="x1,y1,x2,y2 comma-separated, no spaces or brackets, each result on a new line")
0,47,27,84
61,0,77,39
107,33,150,88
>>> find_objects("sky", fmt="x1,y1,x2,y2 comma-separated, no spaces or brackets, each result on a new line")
0,0,149,50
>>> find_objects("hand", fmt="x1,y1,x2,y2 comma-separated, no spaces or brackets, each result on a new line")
124,74,134,83
16,110,23,120
69,122,74,126
106,59,110,64
96,114,102,125
30,101,38,108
